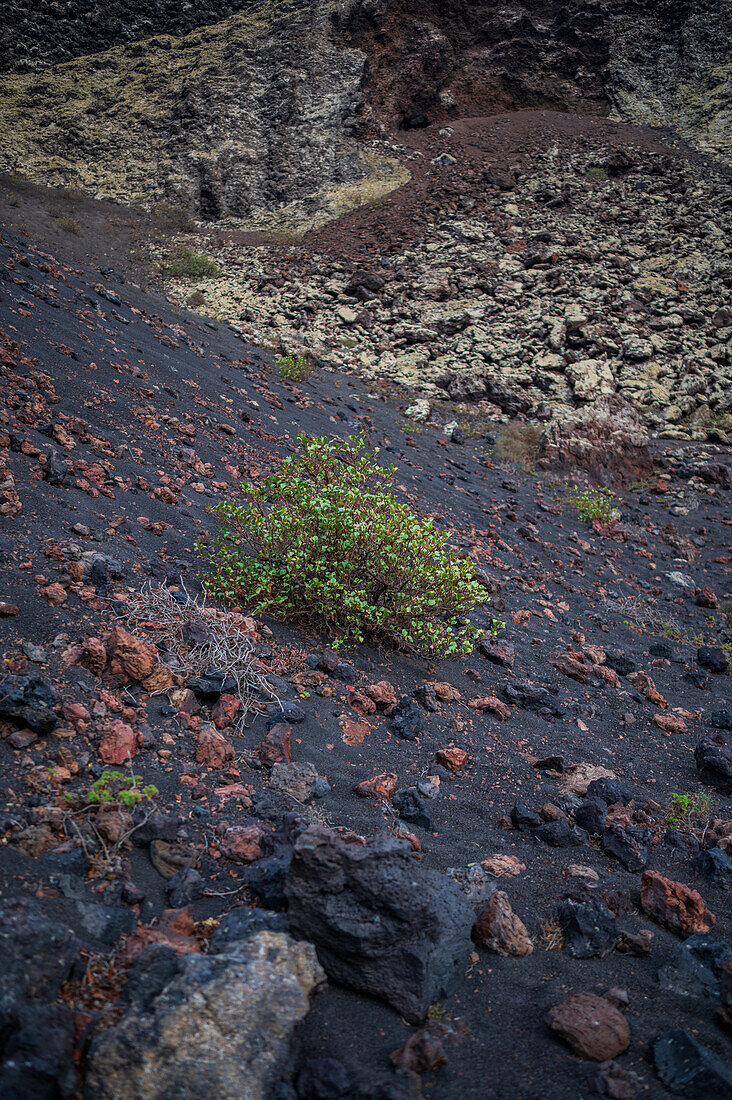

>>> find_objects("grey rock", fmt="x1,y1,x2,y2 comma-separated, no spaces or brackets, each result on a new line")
285,825,473,1023
658,934,732,998
653,1029,732,1096
85,932,325,1100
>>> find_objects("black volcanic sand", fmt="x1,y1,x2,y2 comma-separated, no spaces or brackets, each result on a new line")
1,178,731,1100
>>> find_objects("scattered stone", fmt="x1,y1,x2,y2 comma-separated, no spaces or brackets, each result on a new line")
658,933,732,998
617,929,654,957
269,762,329,803
479,640,515,668
558,899,619,958
640,870,715,937
166,868,204,908
220,822,273,863
354,773,398,800
653,1029,732,1096
394,787,431,830
435,747,468,773
697,647,729,674
256,723,292,767
99,719,138,765
595,1060,644,1099
535,819,587,847
285,826,473,1023
472,891,533,956
546,992,630,1061
195,725,234,769
695,847,732,889
390,1020,454,1075
481,855,525,878
694,730,732,794
391,697,424,740
0,674,58,733
601,824,651,872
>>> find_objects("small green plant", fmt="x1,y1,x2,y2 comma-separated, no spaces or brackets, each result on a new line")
585,166,608,181
165,245,221,279
201,432,494,657
665,791,713,841
84,771,159,808
567,485,617,524
276,353,314,383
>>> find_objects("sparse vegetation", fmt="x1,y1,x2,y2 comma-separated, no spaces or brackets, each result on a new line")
202,432,494,657
165,245,222,279
665,790,713,843
187,289,207,309
585,166,608,181
493,421,541,466
150,201,197,234
54,215,80,233
276,353,315,383
62,771,159,875
567,485,617,524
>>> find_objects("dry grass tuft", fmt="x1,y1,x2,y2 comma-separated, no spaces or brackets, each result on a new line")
124,582,277,724
492,421,542,466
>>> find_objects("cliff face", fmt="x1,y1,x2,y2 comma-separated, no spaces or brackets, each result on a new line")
0,1,729,223
0,2,377,225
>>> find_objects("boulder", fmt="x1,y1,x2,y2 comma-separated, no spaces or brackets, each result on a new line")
85,932,325,1100
695,730,732,795
653,1029,732,1096
546,992,630,1061
285,826,473,1023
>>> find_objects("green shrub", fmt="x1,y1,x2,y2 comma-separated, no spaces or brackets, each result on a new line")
201,433,492,656
69,770,159,809
664,791,712,840
567,485,617,524
165,245,221,279
276,353,314,383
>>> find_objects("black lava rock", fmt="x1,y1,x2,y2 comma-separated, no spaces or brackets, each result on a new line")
662,829,700,860
510,802,542,830
604,650,635,677
696,646,729,674
658,934,732,998
187,668,238,697
394,788,431,830
534,820,587,847
695,847,732,889
210,908,289,952
558,899,619,958
601,824,651,872
285,826,473,1023
166,867,204,907
653,1029,732,1096
502,680,563,716
391,697,423,740
0,674,58,734
694,729,732,795
709,708,732,730
575,798,607,836
586,778,633,806
296,1058,351,1099
267,700,306,725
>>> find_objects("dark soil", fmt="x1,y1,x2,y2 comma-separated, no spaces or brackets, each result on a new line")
1,123,731,1099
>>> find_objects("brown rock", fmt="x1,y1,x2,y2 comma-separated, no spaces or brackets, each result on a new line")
653,712,688,735
481,854,525,878
105,625,158,682
561,763,615,796
390,1021,453,1073
364,680,398,712
551,652,588,683
628,671,667,709
354,773,398,800
339,715,372,745
348,689,376,716
546,993,630,1061
141,664,174,693
435,747,468,773
430,681,462,702
196,726,235,770
640,870,715,937
696,584,719,609
99,719,138,765
469,695,511,720
41,582,67,606
219,822,272,863
472,891,533,957
150,840,197,880
0,602,19,616
256,722,292,767
80,636,107,676
212,693,240,729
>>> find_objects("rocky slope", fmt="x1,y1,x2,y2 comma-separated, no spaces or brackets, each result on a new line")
0,198,731,1098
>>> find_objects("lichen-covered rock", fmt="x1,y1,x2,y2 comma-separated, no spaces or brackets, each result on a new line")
84,932,325,1100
